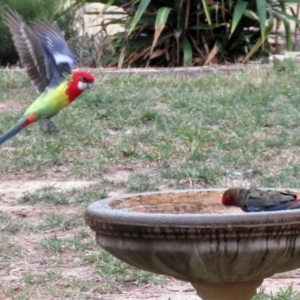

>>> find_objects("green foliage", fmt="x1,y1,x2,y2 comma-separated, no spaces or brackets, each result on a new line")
0,0,76,65
88,0,300,67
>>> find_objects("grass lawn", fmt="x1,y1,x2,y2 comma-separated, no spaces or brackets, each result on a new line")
0,65,300,299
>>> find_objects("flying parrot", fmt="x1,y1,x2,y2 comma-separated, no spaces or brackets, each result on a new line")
0,9,95,145
222,187,300,212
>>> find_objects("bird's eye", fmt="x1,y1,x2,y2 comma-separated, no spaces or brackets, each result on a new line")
82,76,87,82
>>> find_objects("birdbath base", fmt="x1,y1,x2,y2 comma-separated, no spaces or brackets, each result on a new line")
191,279,263,300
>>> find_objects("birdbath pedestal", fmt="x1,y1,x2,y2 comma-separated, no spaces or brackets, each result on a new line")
190,280,263,300
85,189,300,300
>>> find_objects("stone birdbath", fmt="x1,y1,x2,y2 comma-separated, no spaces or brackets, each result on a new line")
84,189,300,300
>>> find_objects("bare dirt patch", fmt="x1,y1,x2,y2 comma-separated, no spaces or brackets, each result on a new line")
0,101,25,112
0,180,95,203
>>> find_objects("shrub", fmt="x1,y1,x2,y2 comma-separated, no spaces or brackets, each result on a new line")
0,0,76,66
84,0,300,67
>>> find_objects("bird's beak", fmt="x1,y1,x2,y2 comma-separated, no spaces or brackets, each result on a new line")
87,83,93,89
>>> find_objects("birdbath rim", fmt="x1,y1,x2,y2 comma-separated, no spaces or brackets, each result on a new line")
85,188,300,300
85,188,300,229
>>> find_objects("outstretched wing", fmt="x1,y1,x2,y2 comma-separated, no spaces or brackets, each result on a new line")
2,9,49,93
2,9,75,92
31,21,74,88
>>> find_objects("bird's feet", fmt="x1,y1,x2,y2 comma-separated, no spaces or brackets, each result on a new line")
39,119,60,135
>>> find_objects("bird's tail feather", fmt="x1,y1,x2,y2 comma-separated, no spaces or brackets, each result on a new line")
0,116,27,146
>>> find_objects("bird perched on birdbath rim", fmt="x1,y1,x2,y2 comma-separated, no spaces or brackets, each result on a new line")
222,187,300,212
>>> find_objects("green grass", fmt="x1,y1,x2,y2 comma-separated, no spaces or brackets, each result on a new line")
2,66,300,188
18,182,108,205
1,66,300,298
19,186,70,205
254,286,300,300
38,212,84,230
0,213,20,234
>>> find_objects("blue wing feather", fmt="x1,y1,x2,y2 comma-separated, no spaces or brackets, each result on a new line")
31,21,74,87
2,9,75,92
247,202,300,212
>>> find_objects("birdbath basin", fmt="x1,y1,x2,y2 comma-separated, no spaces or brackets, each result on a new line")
84,189,300,300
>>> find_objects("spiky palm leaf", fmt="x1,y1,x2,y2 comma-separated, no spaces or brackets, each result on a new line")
67,0,300,67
